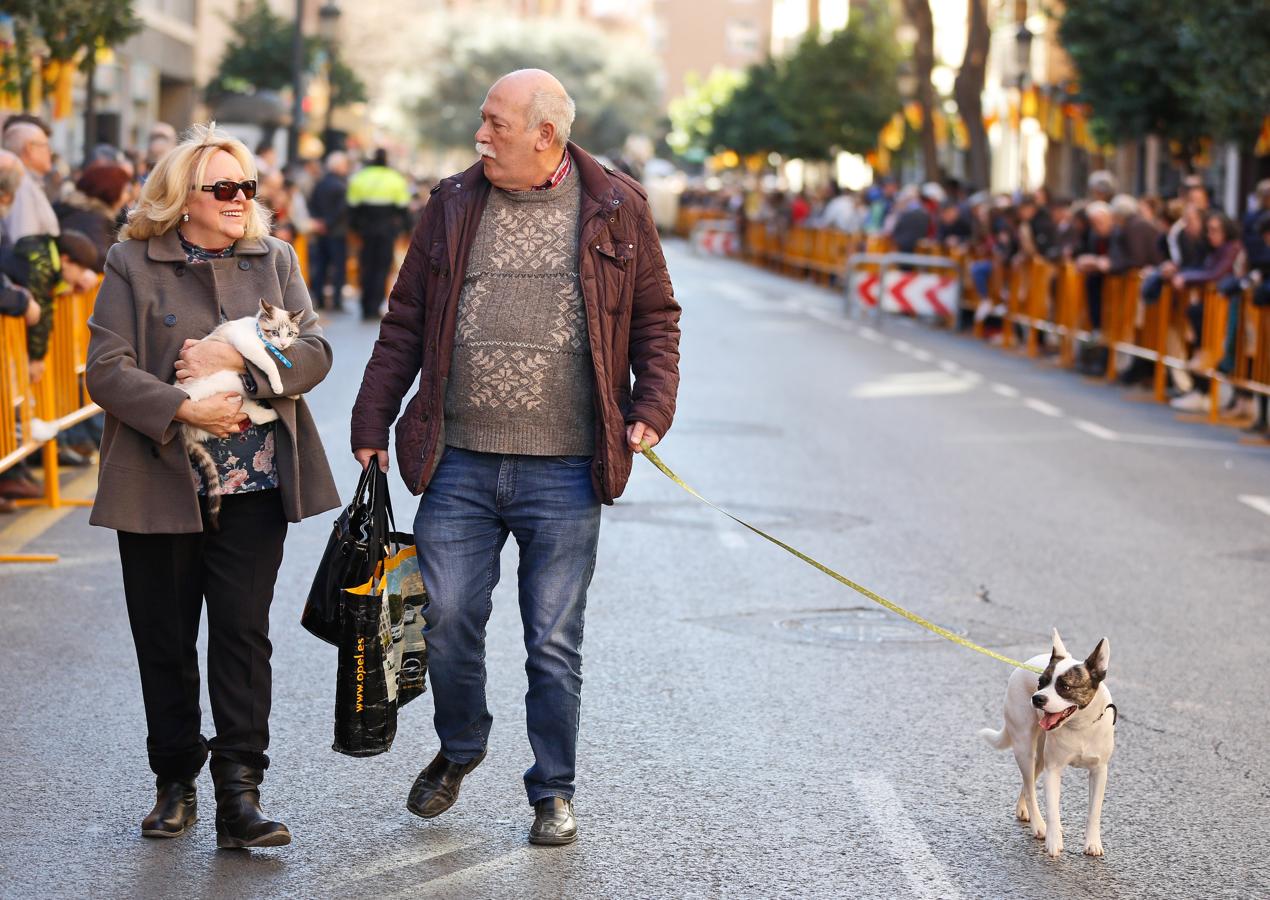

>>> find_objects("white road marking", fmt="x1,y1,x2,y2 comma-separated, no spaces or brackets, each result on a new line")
990,383,1020,398
717,529,747,549
891,339,914,353
852,773,962,900
805,307,853,329
852,371,978,398
389,847,537,898
937,359,960,373
1023,397,1064,418
859,326,883,342
1074,420,1119,441
1238,495,1270,518
911,348,934,362
333,837,475,885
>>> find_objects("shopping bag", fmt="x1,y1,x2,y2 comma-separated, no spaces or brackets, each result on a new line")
332,579,397,756
302,458,389,645
331,534,429,756
379,543,429,709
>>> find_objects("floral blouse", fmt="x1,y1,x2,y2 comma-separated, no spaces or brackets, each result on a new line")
180,231,280,497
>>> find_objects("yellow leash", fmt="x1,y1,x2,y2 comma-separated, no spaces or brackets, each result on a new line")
640,443,1042,674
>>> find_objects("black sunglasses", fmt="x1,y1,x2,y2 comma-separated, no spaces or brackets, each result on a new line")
197,179,257,201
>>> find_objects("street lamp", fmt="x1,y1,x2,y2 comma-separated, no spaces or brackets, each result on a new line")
318,1,342,140
1013,22,1034,191
1014,23,1034,91
287,0,307,169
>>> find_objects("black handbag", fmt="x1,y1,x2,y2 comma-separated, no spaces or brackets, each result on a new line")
302,458,392,645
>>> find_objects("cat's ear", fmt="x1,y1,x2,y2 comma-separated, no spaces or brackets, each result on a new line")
259,298,276,316
289,308,304,323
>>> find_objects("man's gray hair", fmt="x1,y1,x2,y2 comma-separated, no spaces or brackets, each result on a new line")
2,121,44,157
1086,200,1113,221
0,149,23,198
526,89,575,148
1110,193,1139,220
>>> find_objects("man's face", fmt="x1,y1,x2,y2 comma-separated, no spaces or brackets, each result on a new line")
475,82,550,191
20,132,52,176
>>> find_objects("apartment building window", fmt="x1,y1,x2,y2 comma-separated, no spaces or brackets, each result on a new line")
726,19,760,56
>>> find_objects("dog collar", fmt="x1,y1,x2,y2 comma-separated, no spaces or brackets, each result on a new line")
257,322,293,369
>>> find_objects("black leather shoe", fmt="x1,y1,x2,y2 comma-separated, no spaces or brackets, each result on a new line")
406,749,486,819
529,797,577,846
210,758,291,849
140,777,198,838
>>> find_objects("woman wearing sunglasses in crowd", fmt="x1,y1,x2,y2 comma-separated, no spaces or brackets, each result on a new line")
85,123,339,848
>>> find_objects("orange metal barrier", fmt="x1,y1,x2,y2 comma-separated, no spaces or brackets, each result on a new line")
2,282,101,563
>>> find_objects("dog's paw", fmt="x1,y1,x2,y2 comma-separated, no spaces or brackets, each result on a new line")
1083,839,1104,857
1015,801,1030,822
1031,822,1046,840
1045,836,1064,857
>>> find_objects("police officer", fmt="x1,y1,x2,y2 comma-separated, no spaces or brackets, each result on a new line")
347,149,410,321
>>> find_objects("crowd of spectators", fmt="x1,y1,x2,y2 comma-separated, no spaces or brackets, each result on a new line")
682,167,1270,433
0,114,427,511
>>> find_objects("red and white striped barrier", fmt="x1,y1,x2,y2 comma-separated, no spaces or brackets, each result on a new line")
854,271,958,318
691,223,739,257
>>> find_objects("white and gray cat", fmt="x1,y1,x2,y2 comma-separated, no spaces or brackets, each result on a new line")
179,299,302,524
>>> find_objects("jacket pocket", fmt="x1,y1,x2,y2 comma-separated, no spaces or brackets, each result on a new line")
593,239,634,313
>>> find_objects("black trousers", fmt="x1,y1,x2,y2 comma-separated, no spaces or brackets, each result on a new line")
117,490,287,778
357,232,396,319
308,233,347,310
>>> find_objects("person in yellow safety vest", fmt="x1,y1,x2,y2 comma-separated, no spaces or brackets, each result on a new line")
347,148,411,321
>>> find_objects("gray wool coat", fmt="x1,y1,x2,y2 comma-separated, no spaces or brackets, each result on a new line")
86,229,340,534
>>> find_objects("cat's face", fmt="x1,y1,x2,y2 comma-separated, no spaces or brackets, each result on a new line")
257,299,304,349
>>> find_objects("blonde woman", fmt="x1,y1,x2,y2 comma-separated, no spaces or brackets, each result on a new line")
86,124,339,848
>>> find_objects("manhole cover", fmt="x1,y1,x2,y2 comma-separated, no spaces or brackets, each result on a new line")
777,608,955,643
608,500,868,533
671,419,785,438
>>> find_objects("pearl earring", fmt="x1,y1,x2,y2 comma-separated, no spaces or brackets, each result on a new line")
182,212,190,222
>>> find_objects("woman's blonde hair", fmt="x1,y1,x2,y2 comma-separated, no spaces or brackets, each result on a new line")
120,122,271,242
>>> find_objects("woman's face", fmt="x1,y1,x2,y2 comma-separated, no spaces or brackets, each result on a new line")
183,149,249,248
1205,216,1228,247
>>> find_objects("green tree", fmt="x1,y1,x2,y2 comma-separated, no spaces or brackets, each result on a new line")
708,58,793,158
405,19,661,153
1187,1,1270,148
1059,0,1207,163
666,68,744,159
207,1,366,107
709,2,901,163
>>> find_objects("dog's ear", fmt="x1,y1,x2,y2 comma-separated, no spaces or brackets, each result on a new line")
1085,638,1110,682
1050,628,1070,661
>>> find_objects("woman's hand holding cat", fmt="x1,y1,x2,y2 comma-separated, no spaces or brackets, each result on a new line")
177,393,244,438
175,338,246,383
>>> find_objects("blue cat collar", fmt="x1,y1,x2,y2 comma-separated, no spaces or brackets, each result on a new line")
256,321,294,369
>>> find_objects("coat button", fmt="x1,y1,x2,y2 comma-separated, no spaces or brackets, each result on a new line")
150,446,160,458
174,264,185,277
238,260,251,270
421,410,430,422
611,199,620,206
164,314,177,326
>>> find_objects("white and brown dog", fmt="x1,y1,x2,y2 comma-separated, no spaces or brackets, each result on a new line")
980,630,1115,857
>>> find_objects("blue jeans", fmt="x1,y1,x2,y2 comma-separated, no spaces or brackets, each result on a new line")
412,446,601,804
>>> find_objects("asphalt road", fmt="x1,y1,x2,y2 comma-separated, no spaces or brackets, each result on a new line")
2,240,1268,899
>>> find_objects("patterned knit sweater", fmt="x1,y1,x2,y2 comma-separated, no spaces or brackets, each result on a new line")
444,167,595,455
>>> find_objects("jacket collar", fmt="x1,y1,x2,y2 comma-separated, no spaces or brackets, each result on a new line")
443,142,624,213
146,227,270,262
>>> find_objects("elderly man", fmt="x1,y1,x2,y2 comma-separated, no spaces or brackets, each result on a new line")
1,120,59,384
351,69,681,845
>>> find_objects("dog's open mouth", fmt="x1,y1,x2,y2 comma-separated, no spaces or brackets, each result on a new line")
1039,706,1077,731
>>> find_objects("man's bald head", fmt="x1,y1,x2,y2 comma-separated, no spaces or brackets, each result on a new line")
476,69,576,190
487,69,575,149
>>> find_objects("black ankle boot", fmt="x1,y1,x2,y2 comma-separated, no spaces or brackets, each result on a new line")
209,757,291,849
141,777,198,838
